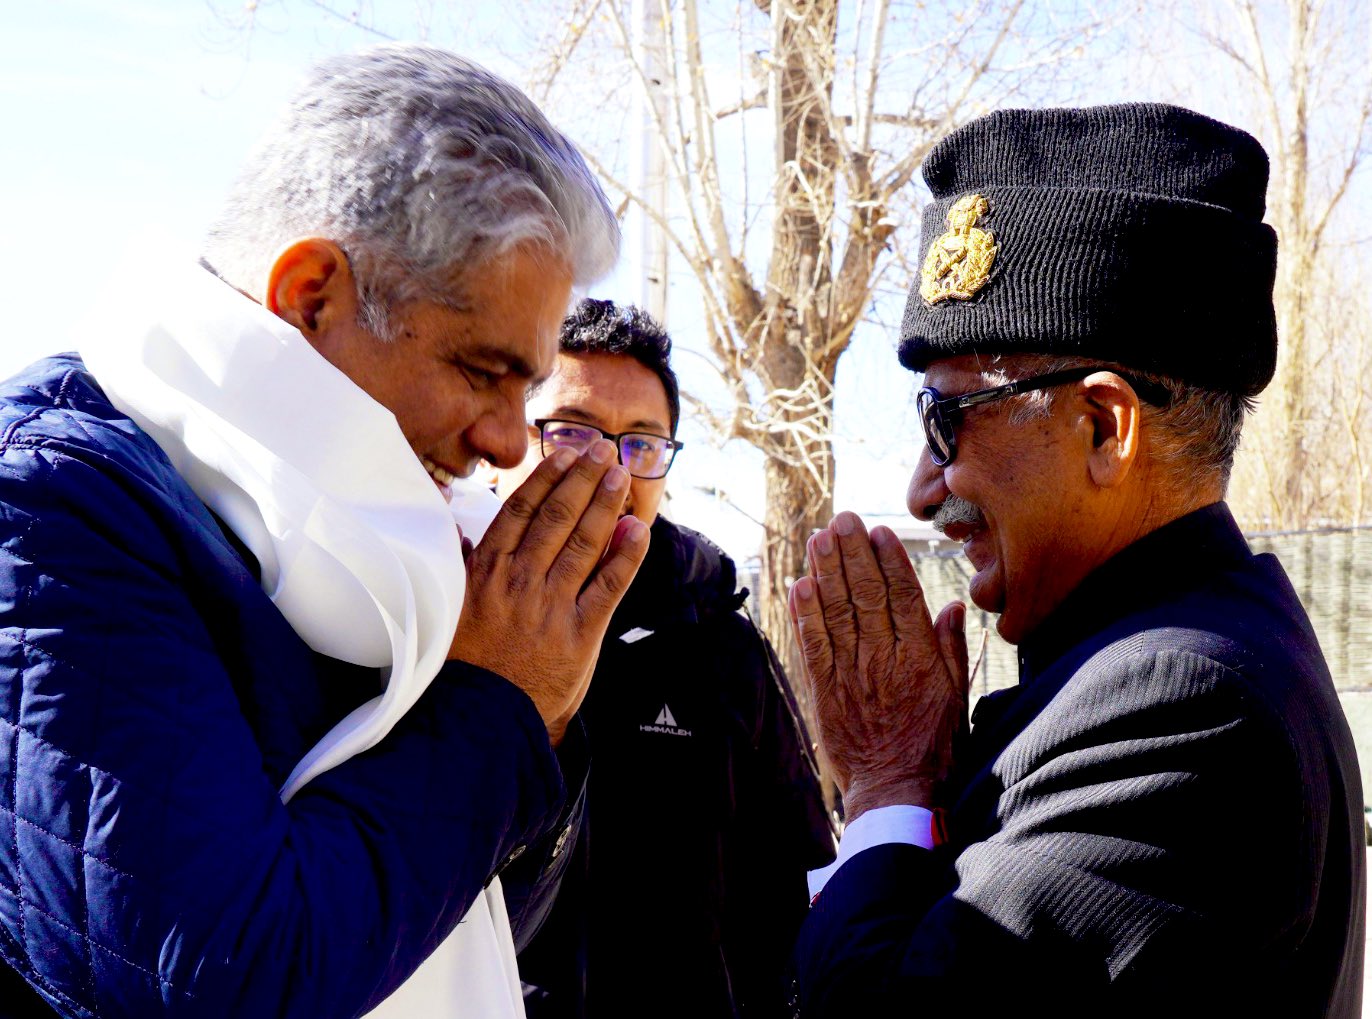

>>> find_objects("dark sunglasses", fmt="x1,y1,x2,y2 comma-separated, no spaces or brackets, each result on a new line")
917,366,1172,466
534,418,684,480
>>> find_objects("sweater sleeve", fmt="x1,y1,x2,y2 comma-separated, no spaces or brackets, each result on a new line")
793,647,1305,1016
0,439,566,1018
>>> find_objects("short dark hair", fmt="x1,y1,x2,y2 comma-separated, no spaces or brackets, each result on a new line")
559,299,680,435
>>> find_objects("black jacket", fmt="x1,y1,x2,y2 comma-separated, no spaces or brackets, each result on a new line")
795,503,1365,1017
513,517,835,1019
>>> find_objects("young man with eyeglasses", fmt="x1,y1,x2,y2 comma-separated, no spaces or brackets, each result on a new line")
493,298,835,1019
788,105,1363,1016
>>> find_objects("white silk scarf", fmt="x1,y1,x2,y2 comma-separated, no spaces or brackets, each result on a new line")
78,249,523,1019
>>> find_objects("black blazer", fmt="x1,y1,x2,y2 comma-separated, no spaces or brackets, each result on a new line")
795,503,1364,1017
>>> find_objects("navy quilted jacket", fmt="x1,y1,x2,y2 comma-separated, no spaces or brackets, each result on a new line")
0,355,567,1018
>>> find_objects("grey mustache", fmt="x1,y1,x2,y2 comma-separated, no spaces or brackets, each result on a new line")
932,494,985,534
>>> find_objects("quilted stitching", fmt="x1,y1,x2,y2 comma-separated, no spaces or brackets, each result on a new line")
0,363,258,1011
1,704,137,881
0,888,95,1019
5,616,22,980
1,882,176,987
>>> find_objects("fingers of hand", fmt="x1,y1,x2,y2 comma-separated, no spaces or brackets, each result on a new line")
934,600,970,699
872,525,937,645
548,464,632,588
789,575,834,697
808,526,858,665
517,440,625,580
792,577,844,768
575,513,650,629
481,446,578,554
791,571,861,793
831,512,893,638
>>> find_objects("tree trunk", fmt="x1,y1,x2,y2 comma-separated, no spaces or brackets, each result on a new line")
759,425,834,807
748,0,843,806
1271,0,1314,525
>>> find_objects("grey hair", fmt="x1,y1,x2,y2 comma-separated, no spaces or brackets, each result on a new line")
974,353,1253,491
202,43,619,337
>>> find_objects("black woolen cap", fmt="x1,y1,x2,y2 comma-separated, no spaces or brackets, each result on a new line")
898,103,1278,396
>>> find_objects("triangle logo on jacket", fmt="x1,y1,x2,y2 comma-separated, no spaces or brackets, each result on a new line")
641,703,692,738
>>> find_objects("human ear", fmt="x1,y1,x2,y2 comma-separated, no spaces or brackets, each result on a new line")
264,238,357,344
1079,372,1140,489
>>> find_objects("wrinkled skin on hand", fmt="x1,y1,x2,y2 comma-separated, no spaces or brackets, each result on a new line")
788,511,970,821
453,440,650,746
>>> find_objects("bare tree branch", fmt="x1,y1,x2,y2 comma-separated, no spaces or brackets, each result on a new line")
299,0,398,40
716,90,767,118
529,0,606,104
881,0,1026,195
856,0,891,153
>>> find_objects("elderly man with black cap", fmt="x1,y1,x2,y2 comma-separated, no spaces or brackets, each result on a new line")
788,104,1365,1016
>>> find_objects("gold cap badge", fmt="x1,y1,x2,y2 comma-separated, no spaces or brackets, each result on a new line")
920,194,998,305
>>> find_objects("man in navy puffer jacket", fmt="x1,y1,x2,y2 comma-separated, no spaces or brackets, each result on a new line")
0,44,642,1018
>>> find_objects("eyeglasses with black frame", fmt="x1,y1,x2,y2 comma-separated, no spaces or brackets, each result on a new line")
534,418,684,479
917,366,1172,467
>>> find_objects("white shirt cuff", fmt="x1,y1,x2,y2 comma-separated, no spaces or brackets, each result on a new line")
806,804,934,899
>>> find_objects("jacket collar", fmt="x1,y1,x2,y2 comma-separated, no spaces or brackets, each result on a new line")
608,516,744,634
1016,501,1251,684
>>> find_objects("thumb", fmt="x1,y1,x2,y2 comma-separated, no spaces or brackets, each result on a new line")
934,600,969,700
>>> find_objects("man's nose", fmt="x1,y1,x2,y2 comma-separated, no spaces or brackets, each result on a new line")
906,446,949,522
472,397,531,471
